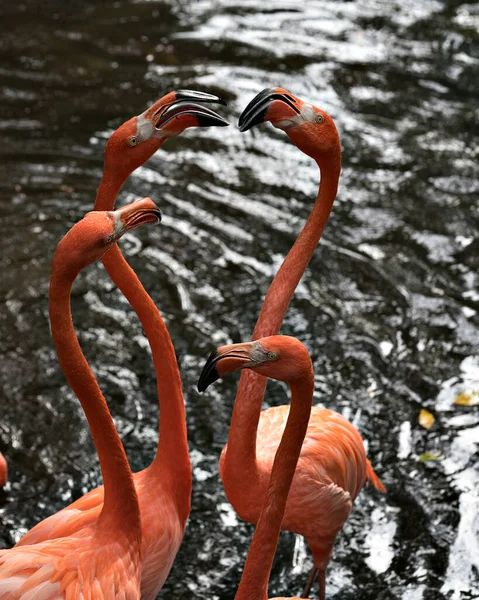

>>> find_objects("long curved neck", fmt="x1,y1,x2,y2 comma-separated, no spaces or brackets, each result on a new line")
49,256,141,541
95,169,128,211
226,155,340,486
94,171,191,522
235,369,314,600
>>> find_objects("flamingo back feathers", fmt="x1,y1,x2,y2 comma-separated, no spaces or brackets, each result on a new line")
256,406,370,500
0,533,141,600
17,506,101,548
221,404,383,554
15,471,186,600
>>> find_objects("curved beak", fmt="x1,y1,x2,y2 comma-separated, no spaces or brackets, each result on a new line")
197,342,254,392
238,87,301,132
117,197,162,234
143,89,229,133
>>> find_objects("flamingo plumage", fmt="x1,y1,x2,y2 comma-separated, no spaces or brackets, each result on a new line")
199,337,383,599
198,335,330,599
210,88,385,599
0,453,7,488
17,91,229,600
0,198,162,599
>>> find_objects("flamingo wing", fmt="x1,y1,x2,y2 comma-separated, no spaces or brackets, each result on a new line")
0,533,141,600
16,486,104,547
257,406,370,500
16,473,186,600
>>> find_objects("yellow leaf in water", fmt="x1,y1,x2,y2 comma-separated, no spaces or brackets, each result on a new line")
419,451,442,462
419,409,435,429
453,391,479,406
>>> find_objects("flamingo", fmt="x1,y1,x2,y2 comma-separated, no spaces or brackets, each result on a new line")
207,88,385,599
17,90,228,599
198,335,315,600
199,336,384,600
0,197,162,599
0,453,6,488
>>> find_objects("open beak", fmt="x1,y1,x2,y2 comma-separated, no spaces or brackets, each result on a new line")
117,197,162,233
238,87,301,132
197,342,254,392
145,89,229,132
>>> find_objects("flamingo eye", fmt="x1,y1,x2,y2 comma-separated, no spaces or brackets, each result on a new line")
128,136,140,147
267,351,277,360
315,114,324,124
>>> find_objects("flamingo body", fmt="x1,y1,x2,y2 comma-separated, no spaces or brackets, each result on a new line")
221,406,382,569
17,469,185,600
198,336,322,599
0,528,140,600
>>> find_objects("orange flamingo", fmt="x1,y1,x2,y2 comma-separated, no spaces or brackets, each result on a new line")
0,198,162,599
199,334,384,600
208,88,385,599
198,335,315,600
0,453,7,488
17,90,228,599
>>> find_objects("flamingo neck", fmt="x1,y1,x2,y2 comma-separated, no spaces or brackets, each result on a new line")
253,155,340,338
95,169,127,211
225,156,340,489
49,256,141,543
235,370,313,600
94,168,191,523
102,246,191,519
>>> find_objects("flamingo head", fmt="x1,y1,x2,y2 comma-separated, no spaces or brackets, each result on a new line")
103,89,229,178
56,198,162,271
197,335,312,391
238,87,340,163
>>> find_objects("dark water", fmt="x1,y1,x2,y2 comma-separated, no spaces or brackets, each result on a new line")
1,1,478,598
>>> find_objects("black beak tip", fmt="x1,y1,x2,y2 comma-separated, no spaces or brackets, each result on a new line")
197,379,207,393
197,349,220,392
238,120,253,133
238,87,278,132
207,95,227,107
197,365,220,393
238,87,299,133
175,89,228,106
197,114,230,128
237,105,269,133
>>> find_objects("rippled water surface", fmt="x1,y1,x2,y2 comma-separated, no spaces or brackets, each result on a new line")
1,1,478,598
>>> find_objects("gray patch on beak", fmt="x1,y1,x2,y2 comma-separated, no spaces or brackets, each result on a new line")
249,341,270,364
136,112,169,142
274,102,317,131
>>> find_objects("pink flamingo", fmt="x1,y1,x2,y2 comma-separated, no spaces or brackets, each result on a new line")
0,198,162,599
17,90,228,599
199,335,384,600
199,335,316,599
207,88,385,599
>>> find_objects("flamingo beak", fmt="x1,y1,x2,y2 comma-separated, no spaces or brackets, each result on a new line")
197,342,255,392
238,87,301,132
152,89,229,131
117,197,162,234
